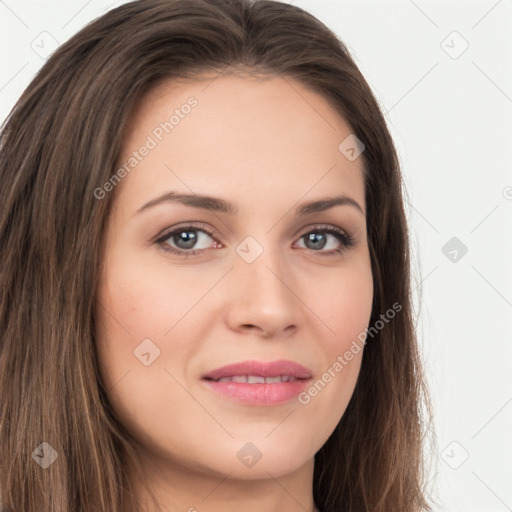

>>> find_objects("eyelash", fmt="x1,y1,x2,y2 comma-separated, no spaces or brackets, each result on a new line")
154,222,356,258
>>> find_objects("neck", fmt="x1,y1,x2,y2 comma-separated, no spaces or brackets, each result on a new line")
124,449,318,512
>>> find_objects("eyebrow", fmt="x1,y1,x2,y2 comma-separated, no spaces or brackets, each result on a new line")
136,191,365,217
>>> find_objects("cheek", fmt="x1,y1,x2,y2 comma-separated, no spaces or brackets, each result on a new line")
298,261,372,408
311,261,374,350
94,263,201,439
94,251,219,392
97,252,207,339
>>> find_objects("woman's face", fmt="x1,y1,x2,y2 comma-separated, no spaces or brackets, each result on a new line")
96,74,373,484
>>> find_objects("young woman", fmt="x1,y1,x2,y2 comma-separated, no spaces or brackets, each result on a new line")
0,1,435,511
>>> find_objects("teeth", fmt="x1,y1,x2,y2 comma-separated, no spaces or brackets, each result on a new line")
247,375,265,383
215,375,298,383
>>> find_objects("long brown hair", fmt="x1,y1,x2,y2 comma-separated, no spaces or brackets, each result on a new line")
0,1,435,510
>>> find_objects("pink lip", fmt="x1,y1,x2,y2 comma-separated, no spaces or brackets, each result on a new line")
201,360,312,406
202,359,312,380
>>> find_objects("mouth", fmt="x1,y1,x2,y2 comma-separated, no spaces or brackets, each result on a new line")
201,360,312,405
203,375,305,383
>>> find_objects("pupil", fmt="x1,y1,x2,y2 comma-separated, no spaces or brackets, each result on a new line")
175,230,197,249
307,233,326,250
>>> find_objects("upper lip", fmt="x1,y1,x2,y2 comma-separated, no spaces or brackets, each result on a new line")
202,359,312,381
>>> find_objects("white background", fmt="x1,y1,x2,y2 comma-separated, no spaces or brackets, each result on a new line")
1,1,511,511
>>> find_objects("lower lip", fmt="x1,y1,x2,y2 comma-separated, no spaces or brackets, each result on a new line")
202,378,311,405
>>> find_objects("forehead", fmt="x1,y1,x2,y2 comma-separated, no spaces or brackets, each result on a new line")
115,73,366,213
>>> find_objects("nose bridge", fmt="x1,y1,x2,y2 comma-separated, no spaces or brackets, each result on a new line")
236,236,290,300
227,234,299,334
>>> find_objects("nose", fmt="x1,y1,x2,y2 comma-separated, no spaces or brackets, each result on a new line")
225,248,300,338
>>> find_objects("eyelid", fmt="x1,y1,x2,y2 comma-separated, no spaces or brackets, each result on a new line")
153,221,217,243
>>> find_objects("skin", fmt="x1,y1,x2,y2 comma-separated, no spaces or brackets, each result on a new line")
95,73,373,512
